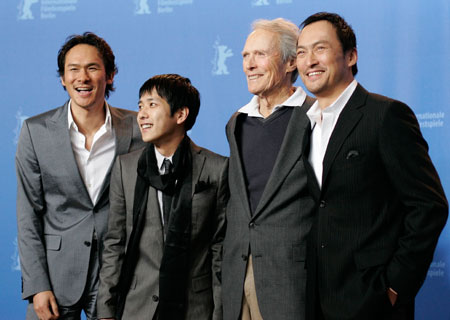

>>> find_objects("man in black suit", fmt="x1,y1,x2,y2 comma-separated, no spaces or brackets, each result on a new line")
296,12,448,320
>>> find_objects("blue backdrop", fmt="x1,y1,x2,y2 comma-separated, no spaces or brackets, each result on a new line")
1,0,449,318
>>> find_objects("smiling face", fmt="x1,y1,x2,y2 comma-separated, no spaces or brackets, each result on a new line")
137,89,187,150
242,29,295,99
60,44,113,112
297,20,357,107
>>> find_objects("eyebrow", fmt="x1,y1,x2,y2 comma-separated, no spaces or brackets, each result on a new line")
297,40,329,49
241,49,271,55
66,62,102,67
138,97,158,104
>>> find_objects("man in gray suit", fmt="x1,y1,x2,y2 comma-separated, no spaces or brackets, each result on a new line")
222,19,315,320
96,74,228,320
16,32,144,320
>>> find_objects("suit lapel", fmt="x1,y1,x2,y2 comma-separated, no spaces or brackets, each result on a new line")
46,102,92,203
147,187,165,249
254,98,313,217
191,141,206,196
96,107,134,205
228,113,253,219
321,85,367,188
111,107,134,156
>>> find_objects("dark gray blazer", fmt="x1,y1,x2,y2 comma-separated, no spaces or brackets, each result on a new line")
97,141,228,320
304,84,448,320
15,102,144,306
222,96,315,320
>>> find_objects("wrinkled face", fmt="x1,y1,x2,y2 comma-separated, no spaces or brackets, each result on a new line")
242,29,293,98
137,89,181,146
60,44,112,111
297,20,356,103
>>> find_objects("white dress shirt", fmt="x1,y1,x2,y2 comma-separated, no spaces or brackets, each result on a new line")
68,100,116,204
307,80,358,188
154,148,173,226
238,87,307,118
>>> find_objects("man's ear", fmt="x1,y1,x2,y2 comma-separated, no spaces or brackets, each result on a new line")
176,106,189,125
106,73,114,85
347,48,358,68
286,57,297,74
60,76,66,88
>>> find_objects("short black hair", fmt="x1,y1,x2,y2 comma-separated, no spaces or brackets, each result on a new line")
57,32,117,98
300,12,358,76
139,74,200,131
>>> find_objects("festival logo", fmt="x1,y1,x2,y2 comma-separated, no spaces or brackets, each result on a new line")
416,112,445,129
17,0,39,20
212,38,233,76
14,109,29,145
135,0,151,14
12,238,21,271
17,0,78,20
252,0,269,6
427,260,445,279
251,0,292,7
157,0,193,13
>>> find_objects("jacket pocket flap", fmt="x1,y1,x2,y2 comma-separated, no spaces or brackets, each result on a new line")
192,273,211,293
354,247,392,270
45,234,61,251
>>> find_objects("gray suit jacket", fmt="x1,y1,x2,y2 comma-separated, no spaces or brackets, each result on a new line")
15,102,144,306
222,97,315,320
97,141,228,320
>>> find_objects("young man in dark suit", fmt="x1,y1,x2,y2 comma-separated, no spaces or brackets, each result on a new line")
296,12,448,320
97,74,228,320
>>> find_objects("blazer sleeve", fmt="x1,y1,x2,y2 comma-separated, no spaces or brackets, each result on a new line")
211,157,229,320
97,157,128,318
15,120,52,300
380,100,448,300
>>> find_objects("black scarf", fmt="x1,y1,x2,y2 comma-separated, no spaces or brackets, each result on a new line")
116,136,192,320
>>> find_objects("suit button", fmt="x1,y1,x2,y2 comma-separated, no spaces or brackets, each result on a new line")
84,241,91,247
241,254,248,261
321,243,326,248
319,200,326,208
249,222,255,228
152,295,159,302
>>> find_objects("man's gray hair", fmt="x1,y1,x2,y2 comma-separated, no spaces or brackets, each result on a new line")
252,18,299,83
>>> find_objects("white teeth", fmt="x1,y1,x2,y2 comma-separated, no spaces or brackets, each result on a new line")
142,124,152,129
76,88,91,92
308,71,322,76
248,75,260,80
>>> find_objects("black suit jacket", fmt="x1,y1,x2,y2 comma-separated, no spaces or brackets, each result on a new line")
304,84,448,320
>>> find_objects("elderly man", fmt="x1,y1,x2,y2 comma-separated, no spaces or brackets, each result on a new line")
222,18,315,320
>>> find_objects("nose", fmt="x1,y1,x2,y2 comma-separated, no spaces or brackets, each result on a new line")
78,68,90,82
305,51,318,67
138,107,148,120
243,54,256,71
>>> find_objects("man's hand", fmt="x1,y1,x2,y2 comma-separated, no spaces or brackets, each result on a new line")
387,287,398,306
33,291,59,320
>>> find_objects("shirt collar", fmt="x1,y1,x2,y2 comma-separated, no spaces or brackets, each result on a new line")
306,80,358,126
238,87,307,118
67,100,112,131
